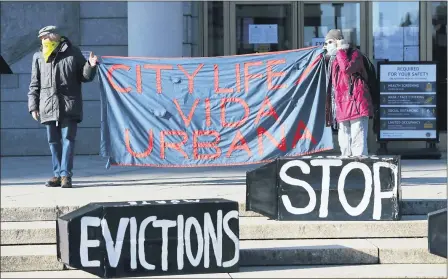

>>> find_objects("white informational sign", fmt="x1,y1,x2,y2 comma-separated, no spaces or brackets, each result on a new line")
248,24,278,44
404,46,419,61
378,63,437,140
311,38,325,47
379,64,436,82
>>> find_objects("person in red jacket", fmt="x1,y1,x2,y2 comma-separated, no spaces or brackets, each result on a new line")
324,29,373,157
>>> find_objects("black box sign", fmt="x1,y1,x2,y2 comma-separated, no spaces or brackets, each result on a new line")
57,199,239,278
246,156,401,221
428,208,447,258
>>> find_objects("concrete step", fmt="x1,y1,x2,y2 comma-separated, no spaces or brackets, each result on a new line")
1,245,63,272
240,239,378,265
240,215,427,239
1,216,428,245
1,264,447,278
1,221,55,245
1,238,445,273
1,199,445,222
235,264,448,278
368,238,447,264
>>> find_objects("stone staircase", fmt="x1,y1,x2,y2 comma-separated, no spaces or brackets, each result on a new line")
1,200,447,278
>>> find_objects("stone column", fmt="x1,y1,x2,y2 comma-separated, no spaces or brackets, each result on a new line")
127,1,183,57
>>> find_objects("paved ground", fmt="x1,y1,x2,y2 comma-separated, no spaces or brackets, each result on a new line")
1,155,446,208
1,264,447,278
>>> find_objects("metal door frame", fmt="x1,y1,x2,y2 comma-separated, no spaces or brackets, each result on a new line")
202,1,231,56
422,1,432,61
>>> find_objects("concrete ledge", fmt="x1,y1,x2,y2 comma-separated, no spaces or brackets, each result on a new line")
1,240,378,272
1,199,442,222
368,238,447,264
1,217,428,245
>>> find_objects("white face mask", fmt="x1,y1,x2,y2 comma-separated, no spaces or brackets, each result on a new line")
326,43,337,56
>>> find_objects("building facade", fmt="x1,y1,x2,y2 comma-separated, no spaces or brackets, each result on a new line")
1,1,446,156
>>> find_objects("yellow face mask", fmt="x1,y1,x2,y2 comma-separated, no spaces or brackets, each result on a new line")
42,39,61,62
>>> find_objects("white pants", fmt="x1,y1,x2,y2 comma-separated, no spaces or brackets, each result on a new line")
338,117,369,157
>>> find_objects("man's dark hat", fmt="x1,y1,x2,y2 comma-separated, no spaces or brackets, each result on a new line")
38,25,58,38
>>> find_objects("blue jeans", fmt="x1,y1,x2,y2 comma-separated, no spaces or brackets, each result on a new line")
46,120,78,178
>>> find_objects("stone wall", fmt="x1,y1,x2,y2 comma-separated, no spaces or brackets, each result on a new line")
0,1,200,156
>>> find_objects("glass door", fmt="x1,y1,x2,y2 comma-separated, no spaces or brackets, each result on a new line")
372,1,420,63
230,1,297,55
302,2,363,50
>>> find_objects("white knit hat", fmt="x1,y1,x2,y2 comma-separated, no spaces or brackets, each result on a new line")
325,29,344,41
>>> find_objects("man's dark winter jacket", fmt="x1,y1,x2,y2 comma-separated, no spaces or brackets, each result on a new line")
28,37,97,124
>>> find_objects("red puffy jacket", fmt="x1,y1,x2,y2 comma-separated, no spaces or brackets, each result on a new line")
328,48,373,124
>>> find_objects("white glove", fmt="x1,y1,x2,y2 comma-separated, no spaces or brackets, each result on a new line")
336,39,350,50
31,111,40,121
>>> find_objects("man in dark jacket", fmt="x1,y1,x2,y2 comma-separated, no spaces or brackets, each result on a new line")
28,25,98,188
